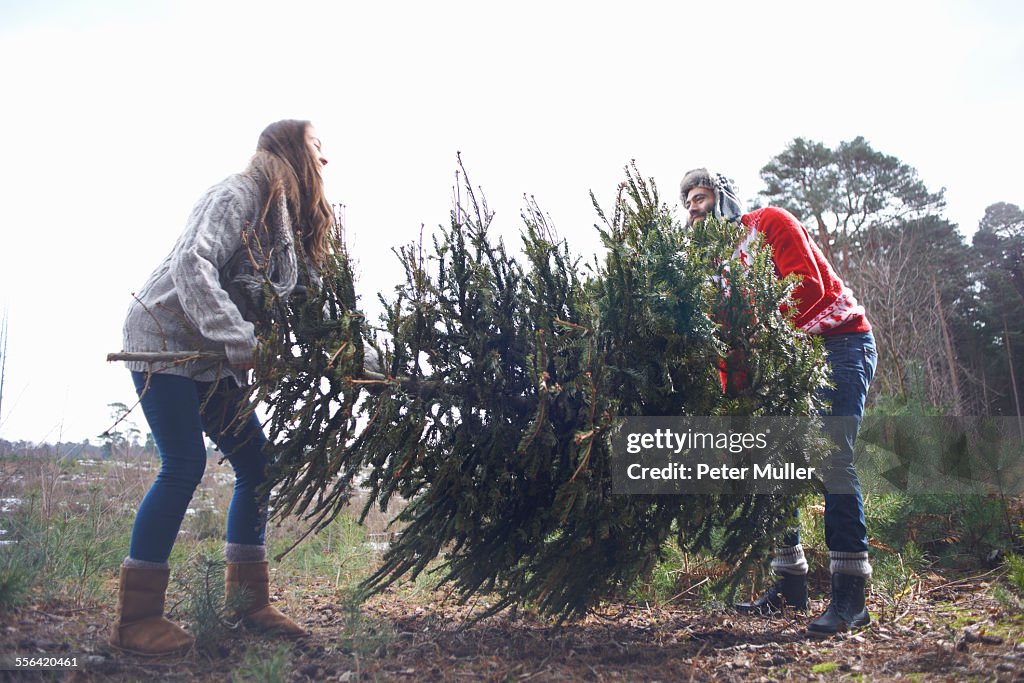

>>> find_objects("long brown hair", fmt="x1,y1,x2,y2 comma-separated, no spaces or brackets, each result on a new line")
247,119,334,267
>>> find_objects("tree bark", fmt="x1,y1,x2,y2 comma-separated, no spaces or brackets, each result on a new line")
932,276,961,415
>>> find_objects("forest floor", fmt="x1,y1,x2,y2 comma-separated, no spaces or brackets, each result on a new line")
1,454,1023,682
2,574,1023,682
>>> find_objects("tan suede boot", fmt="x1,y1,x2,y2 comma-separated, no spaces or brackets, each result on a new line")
109,565,194,656
225,561,307,637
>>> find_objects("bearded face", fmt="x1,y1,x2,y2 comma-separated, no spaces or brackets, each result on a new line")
684,186,716,227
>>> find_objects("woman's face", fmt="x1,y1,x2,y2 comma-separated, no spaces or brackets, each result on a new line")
305,125,328,172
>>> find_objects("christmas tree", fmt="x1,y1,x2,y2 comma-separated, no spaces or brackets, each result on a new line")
248,161,832,621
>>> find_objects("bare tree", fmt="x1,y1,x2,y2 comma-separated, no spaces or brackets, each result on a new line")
852,218,975,412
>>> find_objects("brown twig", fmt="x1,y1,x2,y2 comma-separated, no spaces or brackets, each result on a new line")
919,566,1007,596
99,370,153,439
108,354,535,412
106,351,225,363
327,342,350,368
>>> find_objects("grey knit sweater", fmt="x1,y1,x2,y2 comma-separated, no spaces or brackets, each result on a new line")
122,171,298,384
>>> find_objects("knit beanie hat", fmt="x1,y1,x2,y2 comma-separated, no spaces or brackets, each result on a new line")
680,168,745,223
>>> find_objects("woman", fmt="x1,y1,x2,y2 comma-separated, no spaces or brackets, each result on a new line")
111,120,332,655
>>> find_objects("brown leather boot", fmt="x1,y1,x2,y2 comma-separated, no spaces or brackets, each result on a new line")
109,565,194,656
225,561,307,638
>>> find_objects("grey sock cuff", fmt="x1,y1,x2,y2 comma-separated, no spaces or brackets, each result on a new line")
771,544,808,576
124,556,169,570
225,543,267,563
829,550,872,578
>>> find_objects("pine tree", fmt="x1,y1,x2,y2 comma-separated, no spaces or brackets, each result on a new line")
247,161,831,621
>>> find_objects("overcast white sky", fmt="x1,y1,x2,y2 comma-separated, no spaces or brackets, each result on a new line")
0,0,1021,445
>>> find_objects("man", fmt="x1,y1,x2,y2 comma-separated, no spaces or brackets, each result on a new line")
680,168,878,635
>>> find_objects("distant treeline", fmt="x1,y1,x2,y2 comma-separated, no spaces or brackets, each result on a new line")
0,438,107,459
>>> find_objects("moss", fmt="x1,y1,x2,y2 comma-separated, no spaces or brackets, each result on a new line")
984,614,1024,642
935,604,978,629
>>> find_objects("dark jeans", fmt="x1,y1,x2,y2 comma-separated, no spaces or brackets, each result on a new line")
783,331,877,553
128,371,269,563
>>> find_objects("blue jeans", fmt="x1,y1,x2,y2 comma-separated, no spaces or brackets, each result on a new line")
128,371,269,563
783,331,877,553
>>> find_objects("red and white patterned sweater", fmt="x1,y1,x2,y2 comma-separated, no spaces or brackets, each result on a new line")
736,207,871,336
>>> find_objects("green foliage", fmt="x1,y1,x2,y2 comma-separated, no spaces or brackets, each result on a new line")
0,543,34,611
333,593,395,658
626,542,688,605
872,542,924,621
271,513,373,594
0,487,132,608
994,528,1024,612
235,643,293,683
850,484,1014,569
865,388,944,418
696,580,731,612
1008,553,1024,594
798,500,825,554
858,394,1021,563
895,494,1009,566
990,583,1022,612
862,493,912,544
250,161,831,621
246,227,366,530
171,548,248,653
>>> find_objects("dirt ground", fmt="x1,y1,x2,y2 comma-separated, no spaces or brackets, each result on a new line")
2,573,1022,682
2,454,1022,681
